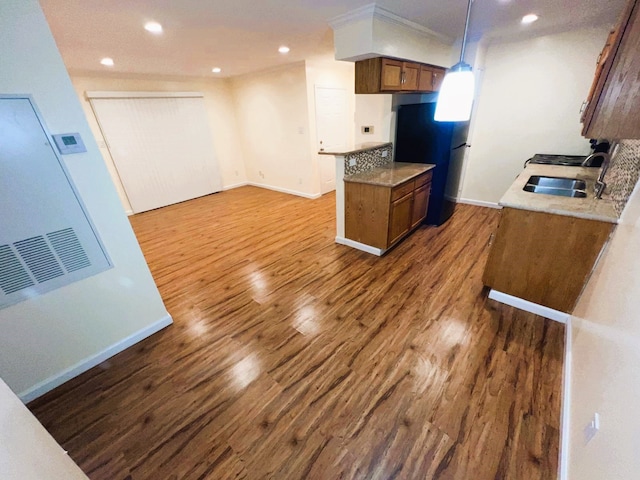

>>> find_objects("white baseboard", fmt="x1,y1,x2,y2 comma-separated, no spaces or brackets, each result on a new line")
222,181,249,191
335,236,385,256
559,315,572,480
125,209,134,216
488,289,569,324
247,182,321,199
457,198,502,209
19,314,173,403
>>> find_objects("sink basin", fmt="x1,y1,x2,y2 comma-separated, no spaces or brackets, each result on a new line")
527,175,586,190
523,176,587,198
523,185,587,198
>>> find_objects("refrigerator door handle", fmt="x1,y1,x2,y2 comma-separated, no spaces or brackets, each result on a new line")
452,142,471,151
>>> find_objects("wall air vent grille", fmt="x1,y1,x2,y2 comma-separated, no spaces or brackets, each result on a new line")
0,245,35,294
47,228,91,272
14,236,64,283
0,96,112,310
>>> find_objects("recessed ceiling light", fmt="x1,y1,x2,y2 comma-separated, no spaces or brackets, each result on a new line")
522,14,539,24
212,67,222,73
144,21,163,34
100,57,114,67
278,46,290,54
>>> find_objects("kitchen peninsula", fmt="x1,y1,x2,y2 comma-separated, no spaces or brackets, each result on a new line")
319,142,435,255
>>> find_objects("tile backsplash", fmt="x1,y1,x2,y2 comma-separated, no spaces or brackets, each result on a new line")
344,143,393,176
606,140,640,216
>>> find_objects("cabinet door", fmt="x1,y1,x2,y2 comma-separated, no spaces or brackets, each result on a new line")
582,0,640,138
401,62,421,91
381,59,404,91
418,66,434,92
388,192,413,247
431,67,446,91
411,183,431,228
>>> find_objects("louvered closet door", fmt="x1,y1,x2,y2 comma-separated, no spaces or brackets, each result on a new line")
90,95,222,213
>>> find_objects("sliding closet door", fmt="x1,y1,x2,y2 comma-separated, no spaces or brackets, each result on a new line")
89,93,222,213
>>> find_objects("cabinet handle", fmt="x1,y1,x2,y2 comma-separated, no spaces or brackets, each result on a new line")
579,100,588,114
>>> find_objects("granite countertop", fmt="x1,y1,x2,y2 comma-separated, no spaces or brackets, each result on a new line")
500,163,618,223
344,162,435,187
318,141,392,156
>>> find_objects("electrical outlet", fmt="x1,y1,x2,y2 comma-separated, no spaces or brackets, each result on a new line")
381,150,388,158
584,413,600,444
349,158,357,167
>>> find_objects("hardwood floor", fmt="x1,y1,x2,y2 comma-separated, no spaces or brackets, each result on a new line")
28,186,564,480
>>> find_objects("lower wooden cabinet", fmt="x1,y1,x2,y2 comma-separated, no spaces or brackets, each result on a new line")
345,171,432,251
483,207,614,313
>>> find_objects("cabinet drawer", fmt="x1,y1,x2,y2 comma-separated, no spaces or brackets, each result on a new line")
391,180,415,201
414,171,433,188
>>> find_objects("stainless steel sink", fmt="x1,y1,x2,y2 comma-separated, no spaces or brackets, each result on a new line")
523,185,587,198
527,175,586,190
523,176,587,198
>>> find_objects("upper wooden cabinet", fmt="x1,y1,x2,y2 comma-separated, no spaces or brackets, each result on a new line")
582,0,640,139
355,57,447,94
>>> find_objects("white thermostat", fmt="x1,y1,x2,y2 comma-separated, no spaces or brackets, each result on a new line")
52,132,87,155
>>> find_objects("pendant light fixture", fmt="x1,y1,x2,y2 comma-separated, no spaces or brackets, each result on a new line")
434,0,475,122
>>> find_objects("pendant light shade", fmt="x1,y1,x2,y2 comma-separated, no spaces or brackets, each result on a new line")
435,0,475,122
434,62,475,122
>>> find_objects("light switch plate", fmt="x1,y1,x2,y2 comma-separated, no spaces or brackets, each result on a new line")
361,125,374,134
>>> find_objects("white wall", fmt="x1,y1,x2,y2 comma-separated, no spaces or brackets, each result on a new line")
0,0,170,398
230,62,317,197
70,75,247,213
567,177,640,478
459,28,608,204
0,378,88,479
333,13,452,67
355,95,394,145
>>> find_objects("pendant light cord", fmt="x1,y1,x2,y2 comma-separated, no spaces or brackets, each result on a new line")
459,0,474,64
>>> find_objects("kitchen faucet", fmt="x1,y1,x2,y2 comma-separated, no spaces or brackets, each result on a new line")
582,144,617,199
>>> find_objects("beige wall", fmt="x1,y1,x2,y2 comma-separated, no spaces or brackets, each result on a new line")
0,0,169,398
0,378,88,478
70,74,247,213
460,28,608,204
567,178,640,478
230,62,317,197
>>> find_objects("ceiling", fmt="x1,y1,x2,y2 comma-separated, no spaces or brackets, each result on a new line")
39,0,626,78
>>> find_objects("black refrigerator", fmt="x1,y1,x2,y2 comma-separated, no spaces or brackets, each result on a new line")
394,102,470,226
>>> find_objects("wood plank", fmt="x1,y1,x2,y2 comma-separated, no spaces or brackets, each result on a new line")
28,187,564,480
583,0,640,138
483,207,613,312
344,181,390,248
354,58,382,94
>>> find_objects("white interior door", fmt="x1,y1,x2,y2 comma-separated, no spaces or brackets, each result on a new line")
89,94,222,213
315,87,349,195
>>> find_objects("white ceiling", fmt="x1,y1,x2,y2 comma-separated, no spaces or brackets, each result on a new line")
39,0,626,78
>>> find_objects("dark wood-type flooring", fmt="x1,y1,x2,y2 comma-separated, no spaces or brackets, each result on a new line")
29,187,564,479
